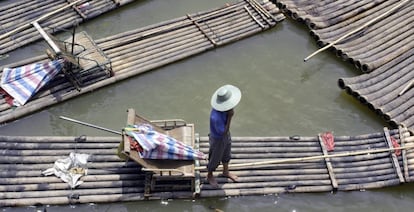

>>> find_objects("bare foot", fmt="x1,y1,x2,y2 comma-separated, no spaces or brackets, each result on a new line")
207,175,219,188
222,172,238,182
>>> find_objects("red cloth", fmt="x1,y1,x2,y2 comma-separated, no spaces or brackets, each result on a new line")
391,136,401,156
128,136,143,152
321,132,335,151
0,88,14,106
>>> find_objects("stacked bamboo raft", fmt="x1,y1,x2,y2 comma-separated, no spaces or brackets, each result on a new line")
338,49,414,132
0,0,285,124
1,126,414,207
0,0,136,55
272,0,414,132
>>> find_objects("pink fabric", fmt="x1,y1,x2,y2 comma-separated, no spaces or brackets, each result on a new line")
321,132,335,151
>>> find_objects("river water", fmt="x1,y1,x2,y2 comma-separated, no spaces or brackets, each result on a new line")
1,0,414,211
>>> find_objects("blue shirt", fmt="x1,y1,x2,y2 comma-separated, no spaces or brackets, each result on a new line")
210,109,228,139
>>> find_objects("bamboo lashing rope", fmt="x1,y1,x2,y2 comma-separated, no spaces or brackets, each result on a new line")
195,138,414,170
0,0,86,40
303,0,410,62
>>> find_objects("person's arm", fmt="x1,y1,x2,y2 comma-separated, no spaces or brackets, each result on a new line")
224,109,234,133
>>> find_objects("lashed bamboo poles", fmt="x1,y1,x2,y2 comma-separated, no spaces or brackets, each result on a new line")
0,135,148,207
309,0,398,45
0,127,412,206
197,128,411,194
107,1,280,75
0,0,132,55
276,0,390,29
0,0,283,124
338,48,414,130
334,4,414,65
273,0,414,133
303,0,410,62
276,0,413,71
0,0,84,40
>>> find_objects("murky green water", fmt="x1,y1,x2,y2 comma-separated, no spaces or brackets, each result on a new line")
1,0,413,211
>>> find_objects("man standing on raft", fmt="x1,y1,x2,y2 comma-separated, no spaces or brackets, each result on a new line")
207,84,241,187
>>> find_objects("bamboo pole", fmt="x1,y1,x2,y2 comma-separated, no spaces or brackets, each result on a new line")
0,161,139,171
0,0,85,40
0,0,40,13
0,154,123,163
333,5,413,59
338,179,400,191
60,116,121,135
195,142,414,170
0,135,119,142
0,167,139,178
0,149,116,157
304,0,410,62
341,13,414,64
0,192,147,207
331,157,394,169
112,24,261,74
0,0,123,55
0,142,116,149
99,2,246,51
338,48,413,90
358,35,414,72
306,0,392,29
0,186,145,199
103,5,255,56
0,173,142,185
399,79,414,96
0,1,61,27
309,0,396,41
335,169,395,179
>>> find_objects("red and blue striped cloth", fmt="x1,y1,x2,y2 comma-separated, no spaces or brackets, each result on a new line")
0,59,64,105
124,124,206,160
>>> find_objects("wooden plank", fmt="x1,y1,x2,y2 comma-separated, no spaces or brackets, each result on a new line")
318,134,338,190
186,14,217,46
194,133,201,196
66,0,87,19
32,22,61,54
244,6,265,29
73,31,111,71
246,0,277,23
383,127,405,183
122,108,195,177
399,125,410,182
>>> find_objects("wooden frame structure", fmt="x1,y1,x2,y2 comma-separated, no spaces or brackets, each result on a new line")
119,108,200,197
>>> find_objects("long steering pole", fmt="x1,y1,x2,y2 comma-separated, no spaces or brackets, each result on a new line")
59,116,121,135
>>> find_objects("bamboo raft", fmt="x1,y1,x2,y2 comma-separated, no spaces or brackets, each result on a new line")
1,112,414,207
0,0,136,56
0,0,284,124
272,0,414,132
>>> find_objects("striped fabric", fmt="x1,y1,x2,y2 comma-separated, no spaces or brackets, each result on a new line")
124,124,206,160
0,59,64,105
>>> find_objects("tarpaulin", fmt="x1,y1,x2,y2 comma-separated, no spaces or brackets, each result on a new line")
1,59,64,105
124,124,206,160
42,152,90,188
